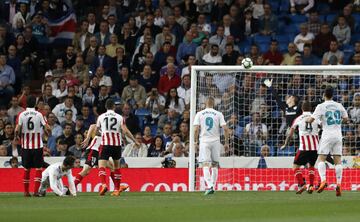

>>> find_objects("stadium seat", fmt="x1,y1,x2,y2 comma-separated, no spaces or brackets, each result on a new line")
279,43,288,53
254,35,271,44
279,0,290,13
318,15,326,23
135,108,151,131
289,15,307,23
267,0,280,13
274,35,289,44
234,126,244,137
277,146,296,156
351,34,360,44
326,13,337,23
317,2,330,14
353,14,360,23
258,43,270,53
150,124,158,136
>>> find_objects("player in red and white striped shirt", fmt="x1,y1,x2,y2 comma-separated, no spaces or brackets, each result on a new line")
96,99,138,196
14,95,51,197
282,101,320,194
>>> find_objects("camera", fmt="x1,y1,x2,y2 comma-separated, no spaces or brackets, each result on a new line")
161,157,176,168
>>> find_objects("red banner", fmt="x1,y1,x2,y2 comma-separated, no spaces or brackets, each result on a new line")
0,168,359,192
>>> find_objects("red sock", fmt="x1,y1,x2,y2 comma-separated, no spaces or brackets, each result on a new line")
34,169,42,194
23,169,30,194
294,169,304,186
74,174,83,186
308,167,315,186
98,167,107,185
114,169,121,191
110,172,115,184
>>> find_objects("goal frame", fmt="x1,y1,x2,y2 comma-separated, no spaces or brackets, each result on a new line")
189,65,360,192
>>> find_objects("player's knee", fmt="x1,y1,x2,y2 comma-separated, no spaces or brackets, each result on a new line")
201,162,212,168
211,162,219,168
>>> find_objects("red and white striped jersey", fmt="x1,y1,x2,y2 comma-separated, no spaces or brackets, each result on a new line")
17,108,47,149
96,110,124,146
87,136,101,151
291,112,320,151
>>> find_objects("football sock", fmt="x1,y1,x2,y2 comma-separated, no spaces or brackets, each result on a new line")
211,167,218,189
203,167,212,188
34,169,42,194
74,174,83,186
335,164,343,185
99,167,107,185
110,172,115,184
318,161,326,182
23,169,30,194
294,168,304,186
308,167,315,186
114,169,121,191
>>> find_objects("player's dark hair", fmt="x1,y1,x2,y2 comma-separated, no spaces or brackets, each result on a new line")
105,99,115,110
324,86,334,99
302,100,312,112
63,155,76,167
26,95,36,108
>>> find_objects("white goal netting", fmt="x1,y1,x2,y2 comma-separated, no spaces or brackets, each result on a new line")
189,65,360,192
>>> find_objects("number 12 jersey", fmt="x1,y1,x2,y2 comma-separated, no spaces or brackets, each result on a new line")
96,110,124,146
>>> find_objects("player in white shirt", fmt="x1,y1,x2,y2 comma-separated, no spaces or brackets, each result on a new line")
38,156,77,197
307,86,348,196
194,97,229,195
282,101,320,194
96,99,138,196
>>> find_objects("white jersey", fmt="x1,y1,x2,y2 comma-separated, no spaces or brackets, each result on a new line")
193,108,226,143
291,112,320,151
41,162,76,196
17,108,47,149
87,136,101,151
96,110,124,146
312,100,348,139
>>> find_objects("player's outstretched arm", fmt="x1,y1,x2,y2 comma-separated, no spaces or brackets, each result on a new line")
14,124,21,142
121,124,139,146
67,170,77,197
281,128,295,150
222,125,230,150
81,124,97,148
49,174,64,196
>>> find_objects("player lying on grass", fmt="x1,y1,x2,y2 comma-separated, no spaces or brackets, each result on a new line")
76,124,128,192
282,101,320,194
38,155,77,197
307,86,348,197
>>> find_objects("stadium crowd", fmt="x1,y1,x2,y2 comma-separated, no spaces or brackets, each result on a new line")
1,0,360,165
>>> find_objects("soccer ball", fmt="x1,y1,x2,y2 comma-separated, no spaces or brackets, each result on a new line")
242,58,253,69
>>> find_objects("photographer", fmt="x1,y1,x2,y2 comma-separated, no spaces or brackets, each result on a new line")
145,88,165,125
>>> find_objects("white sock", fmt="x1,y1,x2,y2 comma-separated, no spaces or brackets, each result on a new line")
211,167,218,189
318,161,327,182
335,164,343,185
203,167,212,189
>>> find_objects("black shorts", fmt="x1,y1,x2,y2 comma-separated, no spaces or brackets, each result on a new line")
22,148,44,169
293,150,318,166
99,145,121,161
84,149,99,167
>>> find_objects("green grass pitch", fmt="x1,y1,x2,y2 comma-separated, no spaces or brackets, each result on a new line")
0,192,359,222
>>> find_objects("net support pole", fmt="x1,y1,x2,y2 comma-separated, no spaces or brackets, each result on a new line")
189,66,198,192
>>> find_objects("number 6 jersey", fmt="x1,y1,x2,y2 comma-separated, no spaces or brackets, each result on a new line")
16,108,47,149
311,100,348,140
291,112,320,151
96,110,124,146
193,108,226,143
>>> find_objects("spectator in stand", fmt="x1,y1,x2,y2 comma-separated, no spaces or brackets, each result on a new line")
349,42,360,65
67,85,82,113
222,14,242,43
121,76,147,109
82,36,98,65
6,45,22,94
239,9,259,37
332,4,355,32
174,6,188,31
147,136,165,157
7,96,24,124
347,93,360,124
158,109,179,133
154,9,166,28
80,105,95,129
145,88,166,125
159,122,173,144
258,3,278,36
73,20,91,53
202,44,222,65
211,0,229,24
196,37,210,65
68,133,84,159
60,109,75,130
94,20,110,46
105,34,124,58
322,40,344,65
93,85,110,115
312,23,337,58
263,40,283,65
243,112,268,156
142,126,154,147
0,53,15,106
64,68,80,87
123,133,148,157
307,11,321,35
93,66,112,94
0,145,7,157
0,123,14,147
82,87,96,107
222,43,240,65
281,43,301,65
155,25,176,51
46,113,63,151
121,103,140,135
62,45,76,69
176,31,197,65
209,26,227,54
52,97,77,123
181,55,196,78
90,45,114,75
31,11,49,46
53,78,68,99
57,123,75,150
72,56,89,84
290,0,315,14
138,65,158,94
118,23,136,57
52,58,65,80
287,74,306,98
107,14,121,36
138,14,162,40
87,12,99,34
114,47,130,72
154,41,176,68
332,15,351,46
178,121,190,144
294,23,314,53
301,44,319,65
132,43,150,74
166,14,184,46
177,75,191,109
165,88,186,116
158,63,181,96
54,138,71,157
112,66,130,97
246,44,261,63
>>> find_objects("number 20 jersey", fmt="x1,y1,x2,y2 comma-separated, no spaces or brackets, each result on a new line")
312,100,348,140
96,110,124,146
291,112,320,151
193,108,226,143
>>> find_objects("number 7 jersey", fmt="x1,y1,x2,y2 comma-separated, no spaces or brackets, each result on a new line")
312,100,348,139
96,110,124,146
193,108,226,143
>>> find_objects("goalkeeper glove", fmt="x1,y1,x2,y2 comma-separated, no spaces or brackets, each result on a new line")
264,79,273,88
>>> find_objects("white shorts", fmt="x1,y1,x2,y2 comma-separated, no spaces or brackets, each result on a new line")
318,137,342,156
199,141,221,164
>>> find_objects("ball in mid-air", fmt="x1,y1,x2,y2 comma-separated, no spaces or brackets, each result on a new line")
242,58,253,69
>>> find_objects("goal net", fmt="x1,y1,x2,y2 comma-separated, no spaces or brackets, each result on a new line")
189,65,360,192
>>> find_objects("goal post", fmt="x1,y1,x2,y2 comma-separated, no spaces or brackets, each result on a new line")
189,65,360,192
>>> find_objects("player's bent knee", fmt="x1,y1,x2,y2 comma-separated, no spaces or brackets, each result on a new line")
211,162,219,168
